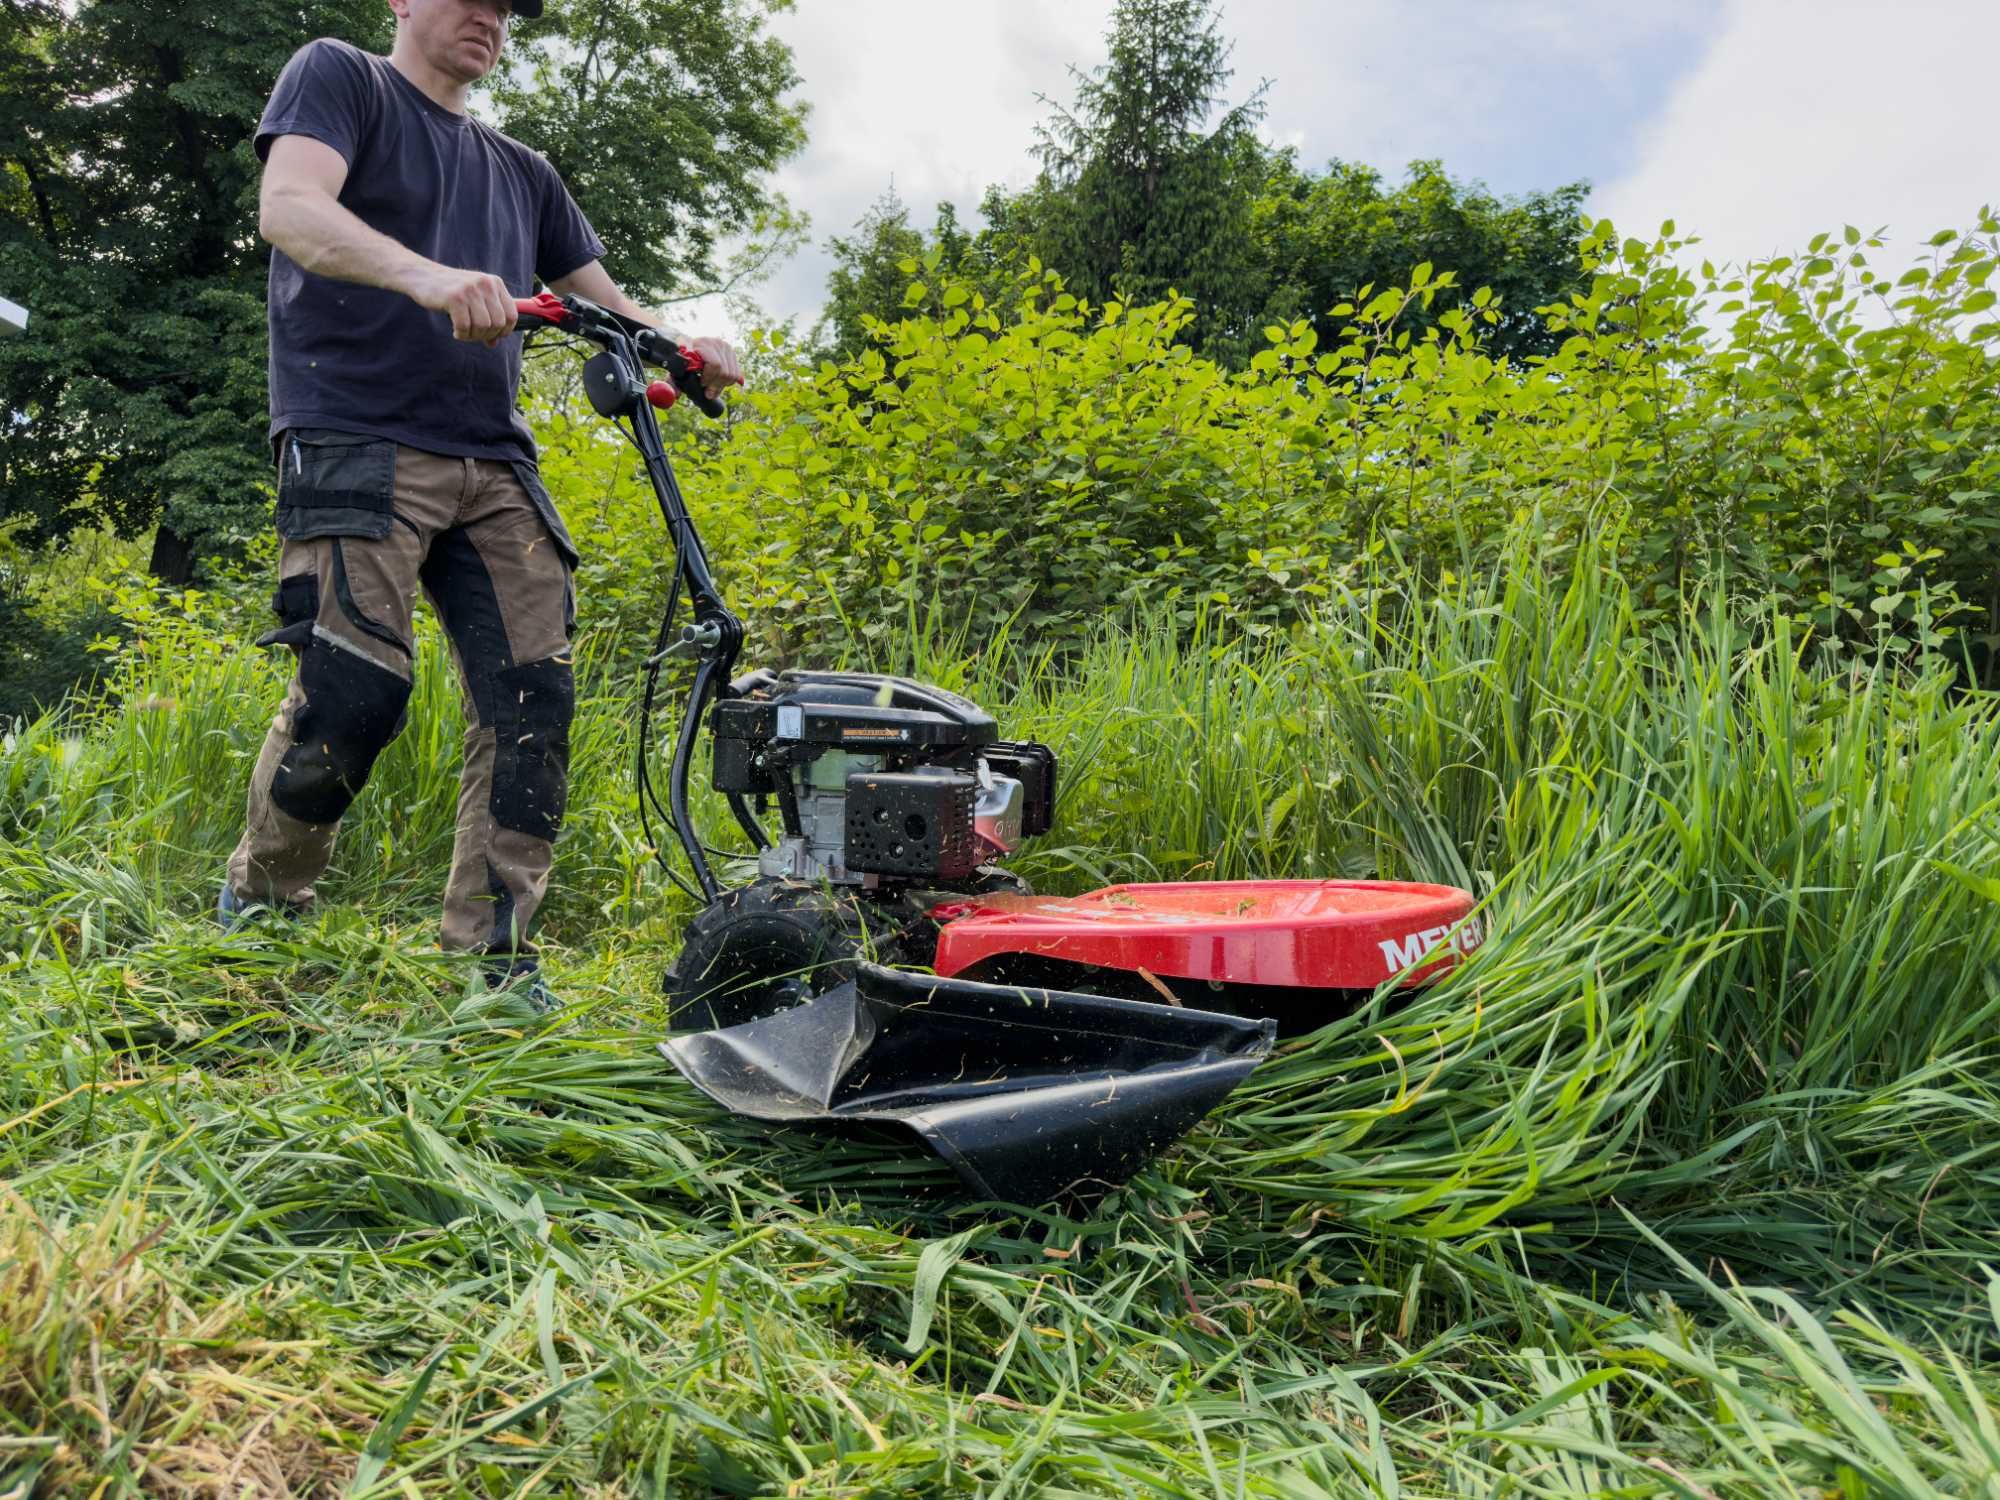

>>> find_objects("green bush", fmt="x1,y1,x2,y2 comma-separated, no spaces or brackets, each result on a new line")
0,586,117,722
642,216,2000,673
0,526,138,721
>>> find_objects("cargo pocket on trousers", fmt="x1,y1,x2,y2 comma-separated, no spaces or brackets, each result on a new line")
508,460,581,570
255,572,319,654
329,538,412,663
275,429,397,541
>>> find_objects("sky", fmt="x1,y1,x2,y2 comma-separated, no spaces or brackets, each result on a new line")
674,0,2000,343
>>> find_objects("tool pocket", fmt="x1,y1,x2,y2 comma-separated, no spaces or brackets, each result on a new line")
254,571,319,654
276,428,397,541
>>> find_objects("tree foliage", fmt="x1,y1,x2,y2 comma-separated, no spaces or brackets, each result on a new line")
815,190,931,361
0,0,383,582
666,215,2000,673
816,0,1585,370
814,191,1007,363
488,0,805,304
0,0,800,581
1250,155,1587,364
989,0,1268,361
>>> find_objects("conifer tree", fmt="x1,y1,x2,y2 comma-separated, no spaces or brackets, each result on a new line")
997,0,1268,359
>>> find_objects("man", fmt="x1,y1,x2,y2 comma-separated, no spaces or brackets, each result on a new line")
221,0,742,1012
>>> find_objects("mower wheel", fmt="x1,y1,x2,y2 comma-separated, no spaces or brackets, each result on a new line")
664,882,869,1031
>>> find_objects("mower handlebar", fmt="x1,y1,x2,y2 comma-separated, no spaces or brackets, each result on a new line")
513,293,728,419
510,291,569,333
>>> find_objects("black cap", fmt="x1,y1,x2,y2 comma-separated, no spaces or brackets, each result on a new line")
510,0,542,15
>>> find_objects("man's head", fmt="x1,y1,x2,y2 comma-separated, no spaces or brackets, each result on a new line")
387,0,536,86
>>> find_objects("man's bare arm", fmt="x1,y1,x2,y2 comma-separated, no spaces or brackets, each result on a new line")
547,260,681,340
549,259,744,395
260,134,517,343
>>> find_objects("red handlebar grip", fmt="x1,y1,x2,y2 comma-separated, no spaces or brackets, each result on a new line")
515,292,570,326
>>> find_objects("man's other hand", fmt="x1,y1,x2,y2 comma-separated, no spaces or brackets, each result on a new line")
412,266,518,344
685,336,744,399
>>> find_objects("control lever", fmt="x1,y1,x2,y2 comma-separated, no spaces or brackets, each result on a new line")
647,620,725,666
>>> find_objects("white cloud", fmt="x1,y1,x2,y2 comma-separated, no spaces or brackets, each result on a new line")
674,0,1114,342
1221,0,1711,182
1596,0,2000,270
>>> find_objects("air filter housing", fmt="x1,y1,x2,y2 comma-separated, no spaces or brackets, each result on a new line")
845,770,980,879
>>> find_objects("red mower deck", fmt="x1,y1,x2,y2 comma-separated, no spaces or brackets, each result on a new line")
931,880,1481,990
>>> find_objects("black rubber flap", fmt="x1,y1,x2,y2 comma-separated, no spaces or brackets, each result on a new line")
659,962,1276,1202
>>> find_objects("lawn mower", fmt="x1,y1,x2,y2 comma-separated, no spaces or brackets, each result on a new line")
514,292,1482,1200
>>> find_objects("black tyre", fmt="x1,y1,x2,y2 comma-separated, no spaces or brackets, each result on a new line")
663,882,868,1031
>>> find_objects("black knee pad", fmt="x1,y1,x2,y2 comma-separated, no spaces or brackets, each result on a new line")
491,655,573,842
270,633,413,826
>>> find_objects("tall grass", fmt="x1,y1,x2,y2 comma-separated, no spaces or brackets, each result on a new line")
2,531,1997,1494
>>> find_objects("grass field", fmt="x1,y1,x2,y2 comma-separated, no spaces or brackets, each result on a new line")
2,541,1997,1496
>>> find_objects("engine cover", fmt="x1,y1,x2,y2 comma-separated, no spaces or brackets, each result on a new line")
713,667,1055,888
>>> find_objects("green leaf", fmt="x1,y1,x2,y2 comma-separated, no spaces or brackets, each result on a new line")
902,1227,985,1353
1263,782,1302,841
1934,861,2000,904
347,1346,449,1495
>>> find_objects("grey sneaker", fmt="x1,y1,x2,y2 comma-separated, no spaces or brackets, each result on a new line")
216,881,308,933
482,957,564,1016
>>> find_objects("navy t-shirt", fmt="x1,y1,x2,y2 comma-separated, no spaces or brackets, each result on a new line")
256,39,604,462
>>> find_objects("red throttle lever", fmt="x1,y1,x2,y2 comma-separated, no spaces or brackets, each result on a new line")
513,292,572,329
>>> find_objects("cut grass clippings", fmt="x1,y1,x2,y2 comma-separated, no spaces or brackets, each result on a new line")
2,534,1998,1495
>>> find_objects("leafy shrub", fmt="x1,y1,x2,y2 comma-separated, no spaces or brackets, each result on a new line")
0,525,138,720
634,214,2000,673
0,586,118,722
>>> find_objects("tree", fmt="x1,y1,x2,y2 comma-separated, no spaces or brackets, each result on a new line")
0,0,384,583
812,189,927,361
993,0,1268,361
0,0,802,583
813,190,1008,361
488,0,805,304
936,2,1584,368
1249,155,1588,364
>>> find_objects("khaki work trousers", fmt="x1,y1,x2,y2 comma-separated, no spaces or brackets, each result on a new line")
227,433,576,953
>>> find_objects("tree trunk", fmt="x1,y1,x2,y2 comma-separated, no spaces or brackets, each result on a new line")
147,524,195,585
